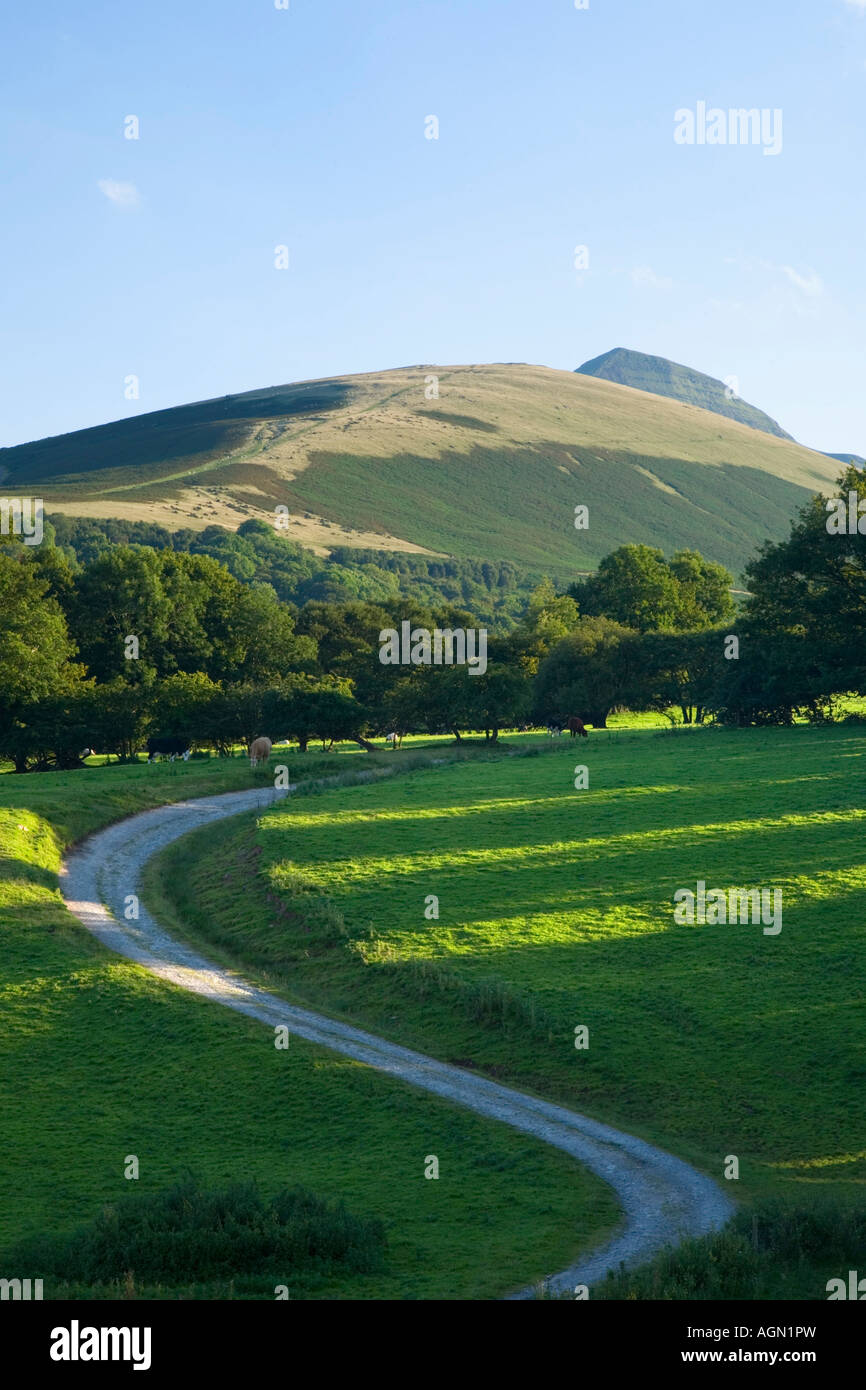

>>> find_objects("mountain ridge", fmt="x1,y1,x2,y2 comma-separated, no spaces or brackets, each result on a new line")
1,362,845,577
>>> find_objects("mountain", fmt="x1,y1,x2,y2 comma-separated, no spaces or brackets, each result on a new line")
576,348,793,440
0,363,843,577
824,452,865,469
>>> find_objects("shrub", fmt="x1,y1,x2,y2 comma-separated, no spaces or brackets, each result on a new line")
588,1198,866,1301
3,1178,386,1296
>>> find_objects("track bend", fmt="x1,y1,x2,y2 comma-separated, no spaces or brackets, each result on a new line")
59,787,734,1298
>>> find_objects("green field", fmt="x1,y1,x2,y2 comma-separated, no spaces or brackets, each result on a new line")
4,725,864,1299
0,753,617,1299
146,725,866,1296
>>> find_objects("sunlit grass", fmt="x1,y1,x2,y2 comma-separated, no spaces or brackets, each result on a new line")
0,748,617,1298
150,725,866,1213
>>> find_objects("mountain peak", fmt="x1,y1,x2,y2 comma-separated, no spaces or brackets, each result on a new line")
576,348,793,441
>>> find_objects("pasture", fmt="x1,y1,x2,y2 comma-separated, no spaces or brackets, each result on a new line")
0,753,617,1299
148,723,866,1296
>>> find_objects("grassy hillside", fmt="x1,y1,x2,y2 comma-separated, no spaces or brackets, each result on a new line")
0,754,617,1299
825,451,865,468
2,364,843,576
576,348,793,440
146,725,866,1304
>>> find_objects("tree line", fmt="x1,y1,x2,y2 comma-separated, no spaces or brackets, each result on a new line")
48,514,550,628
1,465,863,771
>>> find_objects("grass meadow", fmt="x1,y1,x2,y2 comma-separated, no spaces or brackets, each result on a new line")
0,751,617,1299
147,723,866,1298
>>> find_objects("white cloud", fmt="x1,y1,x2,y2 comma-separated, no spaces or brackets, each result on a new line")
727,255,824,300
755,259,823,297
630,265,673,291
777,264,823,296
98,179,141,208
843,0,866,11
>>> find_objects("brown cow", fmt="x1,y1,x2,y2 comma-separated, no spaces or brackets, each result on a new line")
249,736,272,768
567,717,589,739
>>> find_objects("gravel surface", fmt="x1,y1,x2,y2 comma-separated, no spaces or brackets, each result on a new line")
59,786,734,1298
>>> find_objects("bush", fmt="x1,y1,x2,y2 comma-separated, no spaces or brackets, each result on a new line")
3,1178,386,1296
588,1198,866,1301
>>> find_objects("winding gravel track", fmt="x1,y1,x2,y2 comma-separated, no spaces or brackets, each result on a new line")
59,786,734,1298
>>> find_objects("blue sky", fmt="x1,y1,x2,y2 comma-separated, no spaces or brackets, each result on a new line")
2,0,864,452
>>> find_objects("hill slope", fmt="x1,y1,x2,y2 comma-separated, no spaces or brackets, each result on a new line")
1,364,843,576
576,347,793,440
824,451,865,469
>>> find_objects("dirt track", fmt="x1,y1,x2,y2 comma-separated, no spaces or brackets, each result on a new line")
59,786,734,1298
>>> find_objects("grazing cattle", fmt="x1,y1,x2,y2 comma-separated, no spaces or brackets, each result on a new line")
385,731,403,749
567,716,589,739
249,736,272,768
546,724,564,738
147,735,191,762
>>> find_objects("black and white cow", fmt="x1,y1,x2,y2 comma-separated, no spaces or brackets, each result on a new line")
146,735,191,762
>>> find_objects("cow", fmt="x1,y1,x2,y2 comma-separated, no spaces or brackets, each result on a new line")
249,736,272,768
546,724,564,738
567,716,589,739
147,735,191,762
